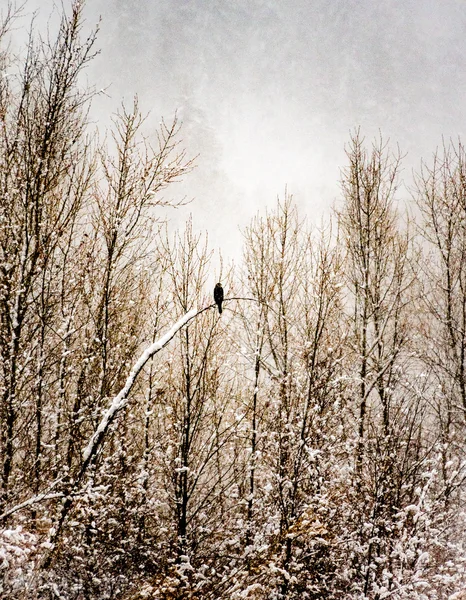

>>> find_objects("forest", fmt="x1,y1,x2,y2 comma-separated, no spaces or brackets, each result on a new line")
1,2,466,599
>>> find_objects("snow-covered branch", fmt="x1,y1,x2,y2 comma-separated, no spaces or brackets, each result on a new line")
0,493,64,522
80,297,264,474
0,475,65,522
80,306,199,473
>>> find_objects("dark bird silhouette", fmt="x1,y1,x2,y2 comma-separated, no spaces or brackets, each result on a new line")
214,283,224,314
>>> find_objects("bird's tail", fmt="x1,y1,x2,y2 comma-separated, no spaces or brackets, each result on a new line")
218,305,222,314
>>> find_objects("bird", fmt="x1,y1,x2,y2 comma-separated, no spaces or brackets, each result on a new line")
214,283,224,314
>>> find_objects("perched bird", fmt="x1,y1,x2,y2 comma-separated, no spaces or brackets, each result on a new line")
214,283,224,314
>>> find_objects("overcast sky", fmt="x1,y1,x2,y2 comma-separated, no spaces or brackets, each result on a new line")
22,0,466,260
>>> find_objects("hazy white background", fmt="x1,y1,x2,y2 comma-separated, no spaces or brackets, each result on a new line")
15,0,466,260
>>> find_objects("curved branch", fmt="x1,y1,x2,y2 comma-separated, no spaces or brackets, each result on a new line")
80,307,198,475
79,298,262,475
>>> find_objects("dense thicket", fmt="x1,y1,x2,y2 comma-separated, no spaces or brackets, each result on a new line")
1,3,466,599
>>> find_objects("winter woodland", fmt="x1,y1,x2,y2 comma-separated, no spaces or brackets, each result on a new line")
1,3,466,599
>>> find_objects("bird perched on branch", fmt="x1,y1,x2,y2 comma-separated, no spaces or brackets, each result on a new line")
214,283,224,314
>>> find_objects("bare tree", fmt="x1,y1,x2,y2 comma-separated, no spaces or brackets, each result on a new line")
239,194,345,598
0,0,98,517
337,131,431,596
415,140,466,428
